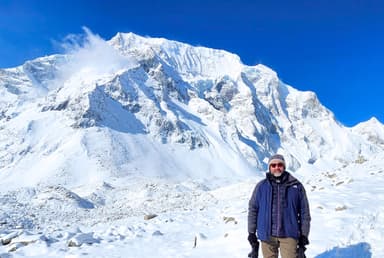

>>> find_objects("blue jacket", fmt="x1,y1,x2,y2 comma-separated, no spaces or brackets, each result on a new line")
248,171,311,241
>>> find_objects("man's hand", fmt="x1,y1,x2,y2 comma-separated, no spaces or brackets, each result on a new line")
247,233,259,258
248,233,259,258
298,235,309,247
247,233,258,246
297,236,308,258
248,246,259,258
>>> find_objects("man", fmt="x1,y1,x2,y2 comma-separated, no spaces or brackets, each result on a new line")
247,154,311,258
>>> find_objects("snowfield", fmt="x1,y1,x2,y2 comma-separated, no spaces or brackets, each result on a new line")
0,154,383,258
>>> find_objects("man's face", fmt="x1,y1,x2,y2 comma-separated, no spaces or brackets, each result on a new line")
269,162,284,177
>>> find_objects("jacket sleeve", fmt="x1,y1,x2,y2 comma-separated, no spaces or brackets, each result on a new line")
299,184,311,237
248,183,260,234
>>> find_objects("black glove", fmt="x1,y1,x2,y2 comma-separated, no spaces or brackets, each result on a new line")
297,245,306,258
247,233,258,246
247,233,259,258
248,245,259,258
297,236,308,258
298,235,309,247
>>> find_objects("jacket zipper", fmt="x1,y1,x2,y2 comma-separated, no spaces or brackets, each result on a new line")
277,183,281,234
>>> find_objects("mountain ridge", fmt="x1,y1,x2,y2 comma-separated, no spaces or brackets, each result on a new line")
0,31,383,190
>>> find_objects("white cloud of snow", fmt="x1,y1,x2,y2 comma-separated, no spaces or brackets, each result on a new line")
57,27,137,81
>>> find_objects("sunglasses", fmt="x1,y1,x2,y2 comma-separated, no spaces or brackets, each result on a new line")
270,163,284,168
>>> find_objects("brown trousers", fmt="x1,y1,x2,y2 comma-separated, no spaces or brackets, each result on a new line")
261,237,297,258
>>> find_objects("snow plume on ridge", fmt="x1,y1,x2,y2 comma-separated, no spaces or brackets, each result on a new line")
58,27,137,81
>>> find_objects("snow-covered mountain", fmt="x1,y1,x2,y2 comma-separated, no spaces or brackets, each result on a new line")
1,32,383,186
0,31,383,257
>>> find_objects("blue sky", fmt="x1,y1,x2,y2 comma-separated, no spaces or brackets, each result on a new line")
0,0,383,126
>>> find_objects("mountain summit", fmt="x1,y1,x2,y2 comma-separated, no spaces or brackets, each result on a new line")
0,32,383,189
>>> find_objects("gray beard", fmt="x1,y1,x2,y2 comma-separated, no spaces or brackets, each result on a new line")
272,172,283,177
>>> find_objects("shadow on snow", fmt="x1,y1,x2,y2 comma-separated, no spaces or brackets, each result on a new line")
314,242,372,258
